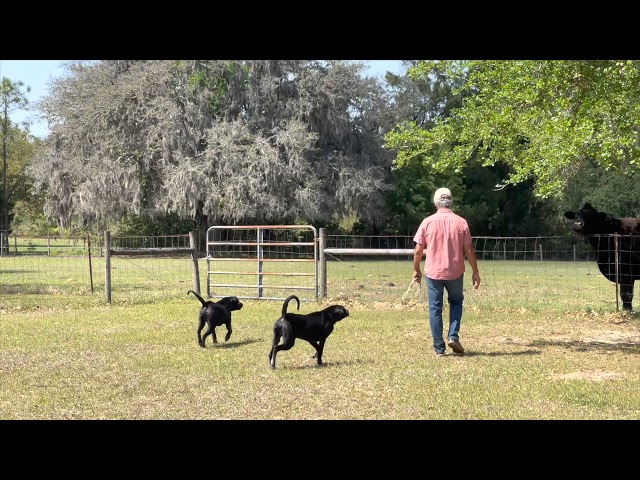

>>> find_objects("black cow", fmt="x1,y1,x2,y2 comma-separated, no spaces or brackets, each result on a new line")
564,203,640,311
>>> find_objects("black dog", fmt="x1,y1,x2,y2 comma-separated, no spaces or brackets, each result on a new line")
187,290,243,347
269,295,349,369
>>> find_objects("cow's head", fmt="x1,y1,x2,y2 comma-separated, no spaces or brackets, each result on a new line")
564,203,609,235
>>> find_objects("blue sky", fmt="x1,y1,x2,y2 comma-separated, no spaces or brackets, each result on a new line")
0,60,405,139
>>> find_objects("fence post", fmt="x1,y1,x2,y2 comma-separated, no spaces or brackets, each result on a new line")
614,233,619,311
189,231,200,294
319,228,327,300
539,244,543,261
105,231,112,303
88,235,94,294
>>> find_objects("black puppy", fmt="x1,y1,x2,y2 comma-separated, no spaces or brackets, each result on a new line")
187,290,243,347
269,295,349,369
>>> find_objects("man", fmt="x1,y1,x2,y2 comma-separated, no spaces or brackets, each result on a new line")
412,187,481,357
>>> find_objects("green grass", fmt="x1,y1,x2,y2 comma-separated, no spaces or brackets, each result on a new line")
1,257,638,419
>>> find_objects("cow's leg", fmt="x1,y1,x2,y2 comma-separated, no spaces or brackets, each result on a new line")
619,279,633,311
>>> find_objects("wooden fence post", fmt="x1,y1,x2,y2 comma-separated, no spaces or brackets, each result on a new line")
105,231,111,303
88,235,94,294
319,228,327,300
189,231,200,294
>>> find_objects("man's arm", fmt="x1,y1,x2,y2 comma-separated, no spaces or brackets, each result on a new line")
464,244,481,289
413,243,424,283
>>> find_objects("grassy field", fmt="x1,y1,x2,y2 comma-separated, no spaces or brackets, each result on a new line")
1,258,638,419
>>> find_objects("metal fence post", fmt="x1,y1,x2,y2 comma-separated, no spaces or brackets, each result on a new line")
257,228,264,298
319,228,327,300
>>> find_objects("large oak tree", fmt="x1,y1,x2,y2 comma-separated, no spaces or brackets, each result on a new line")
30,60,395,234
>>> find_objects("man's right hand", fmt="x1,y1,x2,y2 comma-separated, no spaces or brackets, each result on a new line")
412,270,422,284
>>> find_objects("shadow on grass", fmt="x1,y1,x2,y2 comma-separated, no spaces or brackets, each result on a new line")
208,338,263,349
271,358,375,370
531,339,640,353
453,349,542,358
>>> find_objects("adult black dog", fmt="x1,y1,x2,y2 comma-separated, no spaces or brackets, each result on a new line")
187,290,243,347
269,294,349,369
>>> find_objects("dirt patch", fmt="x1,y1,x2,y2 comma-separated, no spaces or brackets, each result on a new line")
0,352,33,373
567,311,637,322
581,331,640,344
373,301,425,311
546,330,640,345
326,294,426,311
551,370,622,381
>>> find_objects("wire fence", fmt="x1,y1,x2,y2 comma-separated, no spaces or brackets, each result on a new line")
0,233,197,302
324,235,600,261
1,233,638,311
322,234,638,312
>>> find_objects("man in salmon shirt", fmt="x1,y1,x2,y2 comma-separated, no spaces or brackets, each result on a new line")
412,187,481,357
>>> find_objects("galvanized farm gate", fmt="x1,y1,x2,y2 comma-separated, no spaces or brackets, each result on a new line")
206,225,318,301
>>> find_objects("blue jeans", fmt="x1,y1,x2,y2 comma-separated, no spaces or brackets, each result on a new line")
425,274,464,354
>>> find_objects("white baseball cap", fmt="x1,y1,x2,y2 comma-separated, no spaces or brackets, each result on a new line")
433,187,452,204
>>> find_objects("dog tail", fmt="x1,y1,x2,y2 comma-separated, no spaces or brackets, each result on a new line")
282,295,300,317
187,289,207,307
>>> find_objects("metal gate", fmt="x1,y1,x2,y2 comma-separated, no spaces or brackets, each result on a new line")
206,225,318,301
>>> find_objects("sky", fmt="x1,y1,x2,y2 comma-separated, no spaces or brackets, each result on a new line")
0,60,406,139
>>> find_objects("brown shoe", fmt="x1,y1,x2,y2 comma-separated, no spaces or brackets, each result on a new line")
447,339,465,355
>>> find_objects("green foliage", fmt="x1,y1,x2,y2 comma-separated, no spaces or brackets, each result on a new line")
11,194,58,235
382,63,562,236
187,64,231,116
113,212,196,236
386,60,640,200
559,160,640,217
1,78,32,232
458,160,560,236
334,209,360,233
0,121,38,232
0,77,30,120
385,159,461,234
